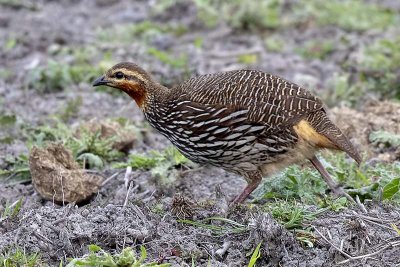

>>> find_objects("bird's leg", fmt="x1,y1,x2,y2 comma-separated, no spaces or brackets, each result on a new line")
309,155,355,203
231,171,262,205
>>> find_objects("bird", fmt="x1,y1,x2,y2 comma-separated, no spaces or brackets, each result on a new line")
93,62,361,204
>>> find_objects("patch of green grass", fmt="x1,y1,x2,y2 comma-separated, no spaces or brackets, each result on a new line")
357,37,400,100
0,198,22,221
193,37,203,48
0,0,38,10
0,154,30,185
255,152,400,205
296,40,334,60
97,21,187,44
0,114,16,126
67,244,170,267
254,163,327,205
325,37,400,105
191,0,283,30
263,200,322,230
223,0,282,30
58,96,83,122
147,47,188,69
0,68,12,80
114,147,191,185
264,36,285,52
27,49,111,93
27,122,124,169
0,248,42,267
324,152,400,201
237,54,258,65
0,114,17,144
261,200,321,247
294,0,395,31
323,73,364,107
5,38,17,51
369,130,400,148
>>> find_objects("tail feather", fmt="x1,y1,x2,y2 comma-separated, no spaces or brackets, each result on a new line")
307,110,362,165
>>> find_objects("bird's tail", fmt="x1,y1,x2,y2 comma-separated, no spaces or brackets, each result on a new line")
306,110,362,165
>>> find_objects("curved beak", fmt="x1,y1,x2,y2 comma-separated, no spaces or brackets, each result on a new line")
92,75,109,87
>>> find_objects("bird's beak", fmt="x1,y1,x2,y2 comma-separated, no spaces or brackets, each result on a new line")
92,75,109,87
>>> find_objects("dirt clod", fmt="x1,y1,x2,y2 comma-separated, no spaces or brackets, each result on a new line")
29,143,103,203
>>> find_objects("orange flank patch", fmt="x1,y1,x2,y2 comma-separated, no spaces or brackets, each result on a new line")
293,120,338,149
119,80,147,109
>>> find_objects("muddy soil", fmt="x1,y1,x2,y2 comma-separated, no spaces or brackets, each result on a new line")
1,1,400,266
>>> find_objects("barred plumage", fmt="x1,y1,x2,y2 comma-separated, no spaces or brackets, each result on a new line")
93,62,361,204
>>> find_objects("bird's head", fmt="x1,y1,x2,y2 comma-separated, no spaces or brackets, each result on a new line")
93,62,154,109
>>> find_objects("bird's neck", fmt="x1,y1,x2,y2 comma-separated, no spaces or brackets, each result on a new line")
127,81,169,112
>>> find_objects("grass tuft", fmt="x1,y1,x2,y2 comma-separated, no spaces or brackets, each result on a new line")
67,245,170,267
0,248,42,267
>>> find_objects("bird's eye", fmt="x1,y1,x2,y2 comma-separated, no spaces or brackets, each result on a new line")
115,72,124,79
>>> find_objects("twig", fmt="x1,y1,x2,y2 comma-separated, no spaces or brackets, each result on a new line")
355,195,368,213
179,167,203,176
101,170,123,186
33,230,54,245
313,226,353,259
123,182,133,208
124,167,132,189
123,183,139,208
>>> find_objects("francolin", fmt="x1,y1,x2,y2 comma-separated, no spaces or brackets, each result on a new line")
93,62,361,204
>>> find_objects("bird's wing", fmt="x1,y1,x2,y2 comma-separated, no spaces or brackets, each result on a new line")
176,70,324,133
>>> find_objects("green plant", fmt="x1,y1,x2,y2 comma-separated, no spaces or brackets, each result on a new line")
224,0,282,30
247,242,262,267
263,200,321,229
294,0,395,31
0,198,22,221
357,38,400,100
369,130,400,148
58,96,83,122
27,49,111,93
114,147,191,185
296,40,334,60
0,0,38,10
238,54,258,65
97,21,187,44
0,154,30,185
264,36,285,52
192,0,283,30
254,164,327,205
147,48,188,69
262,200,321,247
0,114,17,144
323,73,363,107
27,121,124,169
0,248,42,267
255,152,400,205
67,245,170,267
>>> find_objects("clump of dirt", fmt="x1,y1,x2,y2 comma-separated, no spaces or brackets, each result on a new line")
29,143,103,203
331,100,400,161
